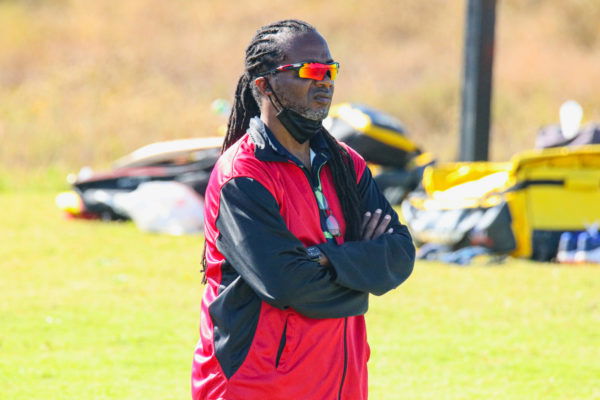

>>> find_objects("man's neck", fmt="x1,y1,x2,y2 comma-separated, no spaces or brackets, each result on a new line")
261,113,311,168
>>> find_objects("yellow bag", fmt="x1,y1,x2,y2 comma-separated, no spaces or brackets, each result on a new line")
404,144,600,260
506,144,600,259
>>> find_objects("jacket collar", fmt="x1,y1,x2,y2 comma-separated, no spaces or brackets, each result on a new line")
248,117,330,166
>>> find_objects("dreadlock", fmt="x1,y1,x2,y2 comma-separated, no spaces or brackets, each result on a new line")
222,19,315,150
203,20,362,282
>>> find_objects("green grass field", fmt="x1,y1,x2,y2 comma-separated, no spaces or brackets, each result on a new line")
1,192,599,400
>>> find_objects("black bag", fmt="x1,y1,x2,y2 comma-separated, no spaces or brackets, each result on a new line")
327,103,421,169
402,198,516,253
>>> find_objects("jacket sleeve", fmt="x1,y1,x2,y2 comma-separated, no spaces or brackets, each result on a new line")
316,167,416,296
215,176,368,319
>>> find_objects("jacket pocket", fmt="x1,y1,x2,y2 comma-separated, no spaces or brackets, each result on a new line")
275,318,288,368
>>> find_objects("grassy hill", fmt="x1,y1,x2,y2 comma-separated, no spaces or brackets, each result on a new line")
1,0,600,187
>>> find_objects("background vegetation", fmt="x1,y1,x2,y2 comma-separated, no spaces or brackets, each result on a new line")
1,0,600,188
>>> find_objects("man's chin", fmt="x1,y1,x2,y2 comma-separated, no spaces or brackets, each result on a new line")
287,102,330,121
304,106,330,121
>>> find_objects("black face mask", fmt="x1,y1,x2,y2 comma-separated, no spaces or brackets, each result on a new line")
275,107,323,144
266,80,323,144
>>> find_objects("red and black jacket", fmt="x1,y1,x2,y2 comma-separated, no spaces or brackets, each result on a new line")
192,118,415,400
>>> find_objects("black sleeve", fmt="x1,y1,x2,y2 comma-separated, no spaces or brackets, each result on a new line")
316,167,415,296
215,177,368,319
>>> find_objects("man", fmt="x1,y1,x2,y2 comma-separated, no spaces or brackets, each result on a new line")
192,20,415,400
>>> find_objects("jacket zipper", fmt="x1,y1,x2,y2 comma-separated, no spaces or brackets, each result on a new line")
292,158,349,397
295,159,324,188
275,319,288,368
338,317,348,399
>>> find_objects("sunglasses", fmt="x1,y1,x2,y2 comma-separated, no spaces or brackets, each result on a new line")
314,185,341,238
265,62,340,81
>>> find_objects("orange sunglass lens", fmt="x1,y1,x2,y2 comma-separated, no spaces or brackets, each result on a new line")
298,63,338,81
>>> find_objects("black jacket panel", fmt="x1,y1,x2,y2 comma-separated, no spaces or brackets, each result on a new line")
208,266,262,379
215,176,369,319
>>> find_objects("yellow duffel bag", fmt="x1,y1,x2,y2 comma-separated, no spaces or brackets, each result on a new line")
506,144,600,260
403,144,600,261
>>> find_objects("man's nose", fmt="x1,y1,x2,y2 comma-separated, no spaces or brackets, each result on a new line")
316,73,334,88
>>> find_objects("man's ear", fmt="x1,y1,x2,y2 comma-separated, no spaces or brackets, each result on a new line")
254,77,272,96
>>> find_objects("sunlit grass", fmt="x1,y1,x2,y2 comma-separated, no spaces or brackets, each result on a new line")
2,192,599,399
1,192,203,399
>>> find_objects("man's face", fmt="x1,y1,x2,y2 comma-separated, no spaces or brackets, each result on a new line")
268,31,335,121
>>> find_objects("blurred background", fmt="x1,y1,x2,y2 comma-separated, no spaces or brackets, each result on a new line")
2,0,600,188
2,2,600,399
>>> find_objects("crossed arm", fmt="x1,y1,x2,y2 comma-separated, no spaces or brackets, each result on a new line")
313,207,396,267
215,167,415,319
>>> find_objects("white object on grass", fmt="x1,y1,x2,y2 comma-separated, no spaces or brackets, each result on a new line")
114,181,204,235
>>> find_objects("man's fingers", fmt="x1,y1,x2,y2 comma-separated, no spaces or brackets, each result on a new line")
372,214,392,239
362,209,382,240
360,211,371,235
361,209,395,240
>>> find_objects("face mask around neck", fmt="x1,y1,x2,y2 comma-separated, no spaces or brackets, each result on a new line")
266,80,323,144
275,107,323,144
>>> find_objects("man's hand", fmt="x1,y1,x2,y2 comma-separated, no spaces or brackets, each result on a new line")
360,209,393,241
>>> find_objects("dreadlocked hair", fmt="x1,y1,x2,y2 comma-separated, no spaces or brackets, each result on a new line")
222,19,315,151
321,129,363,241
202,20,362,283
